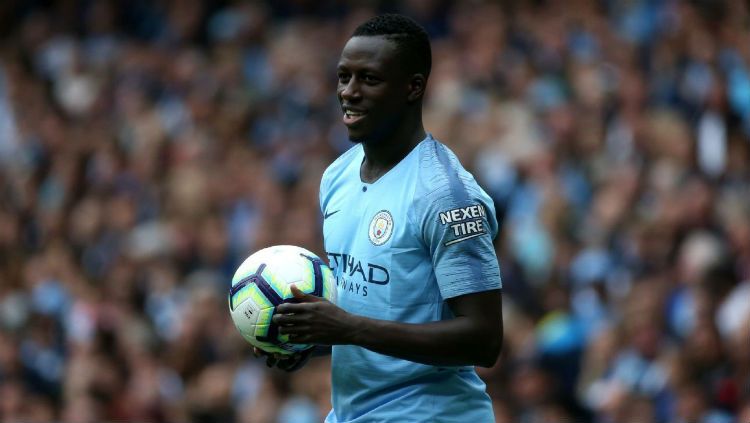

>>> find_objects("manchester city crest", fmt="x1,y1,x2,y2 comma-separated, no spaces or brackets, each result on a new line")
368,210,393,246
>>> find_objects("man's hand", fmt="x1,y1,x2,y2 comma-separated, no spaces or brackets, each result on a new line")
252,346,313,372
273,285,356,345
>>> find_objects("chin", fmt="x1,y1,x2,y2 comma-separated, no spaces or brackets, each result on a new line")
347,132,369,144
348,129,387,145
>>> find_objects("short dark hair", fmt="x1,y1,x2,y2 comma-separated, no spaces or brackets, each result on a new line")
352,14,431,78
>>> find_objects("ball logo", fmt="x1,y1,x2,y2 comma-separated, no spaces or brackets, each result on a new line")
368,210,393,246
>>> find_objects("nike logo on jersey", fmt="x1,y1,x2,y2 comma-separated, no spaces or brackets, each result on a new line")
324,210,340,219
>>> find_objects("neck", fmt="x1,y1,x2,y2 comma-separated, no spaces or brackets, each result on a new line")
360,119,426,183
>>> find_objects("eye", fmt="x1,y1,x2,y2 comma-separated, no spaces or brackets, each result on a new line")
362,74,380,84
337,72,351,83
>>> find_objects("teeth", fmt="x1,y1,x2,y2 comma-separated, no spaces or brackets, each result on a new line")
345,111,364,118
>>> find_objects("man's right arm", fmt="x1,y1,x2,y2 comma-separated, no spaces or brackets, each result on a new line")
255,343,331,371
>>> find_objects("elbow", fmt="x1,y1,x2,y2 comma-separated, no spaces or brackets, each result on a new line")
477,335,502,368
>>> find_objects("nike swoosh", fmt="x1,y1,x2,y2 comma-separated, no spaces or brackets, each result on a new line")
324,210,340,219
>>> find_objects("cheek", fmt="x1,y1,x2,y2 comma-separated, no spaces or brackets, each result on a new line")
385,87,410,106
381,97,407,115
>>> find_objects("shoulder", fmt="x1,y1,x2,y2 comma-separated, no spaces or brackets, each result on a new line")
410,136,498,237
415,136,491,205
323,144,362,179
321,144,362,190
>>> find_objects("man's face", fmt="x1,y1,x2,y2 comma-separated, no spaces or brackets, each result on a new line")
336,36,411,143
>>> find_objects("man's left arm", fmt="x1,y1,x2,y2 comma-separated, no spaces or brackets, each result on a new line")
349,288,504,367
274,285,503,367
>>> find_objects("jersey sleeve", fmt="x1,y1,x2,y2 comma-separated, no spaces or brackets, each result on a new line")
319,168,329,215
413,151,502,299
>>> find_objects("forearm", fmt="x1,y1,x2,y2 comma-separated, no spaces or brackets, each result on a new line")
311,345,332,357
346,314,502,367
276,290,503,367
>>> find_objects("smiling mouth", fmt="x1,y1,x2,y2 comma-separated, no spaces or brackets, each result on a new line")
343,110,367,125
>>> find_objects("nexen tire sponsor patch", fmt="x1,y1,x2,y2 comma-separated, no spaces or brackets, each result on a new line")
438,204,488,246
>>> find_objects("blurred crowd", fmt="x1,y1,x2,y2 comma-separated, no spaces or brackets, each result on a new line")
0,0,748,422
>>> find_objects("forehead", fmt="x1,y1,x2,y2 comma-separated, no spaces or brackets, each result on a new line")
338,36,400,70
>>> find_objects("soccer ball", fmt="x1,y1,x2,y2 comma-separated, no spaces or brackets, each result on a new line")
228,245,336,355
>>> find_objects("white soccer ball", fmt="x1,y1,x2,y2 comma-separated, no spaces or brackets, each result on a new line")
228,245,336,355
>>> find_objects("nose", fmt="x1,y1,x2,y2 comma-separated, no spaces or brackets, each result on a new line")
339,78,361,102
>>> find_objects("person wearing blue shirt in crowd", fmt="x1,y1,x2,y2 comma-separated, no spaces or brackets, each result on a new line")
260,14,503,422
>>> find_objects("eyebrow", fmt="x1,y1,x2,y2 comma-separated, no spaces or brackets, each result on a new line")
336,63,381,73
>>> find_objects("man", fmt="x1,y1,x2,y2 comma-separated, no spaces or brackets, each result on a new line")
266,14,503,422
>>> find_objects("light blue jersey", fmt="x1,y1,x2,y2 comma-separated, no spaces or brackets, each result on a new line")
320,135,501,423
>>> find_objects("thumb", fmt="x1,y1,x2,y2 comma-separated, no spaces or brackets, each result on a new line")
290,284,320,302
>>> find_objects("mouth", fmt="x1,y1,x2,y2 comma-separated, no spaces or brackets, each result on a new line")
343,109,367,126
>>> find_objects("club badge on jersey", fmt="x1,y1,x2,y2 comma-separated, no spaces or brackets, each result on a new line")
368,210,393,246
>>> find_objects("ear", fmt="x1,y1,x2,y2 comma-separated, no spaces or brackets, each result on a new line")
407,74,427,103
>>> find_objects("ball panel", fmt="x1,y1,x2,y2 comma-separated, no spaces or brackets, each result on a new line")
321,265,335,302
249,340,288,355
268,256,308,290
230,285,251,311
231,255,264,285
261,267,294,300
248,284,275,310
253,273,284,306
254,324,270,338
231,296,261,329
256,308,283,345
289,258,316,294
256,306,273,327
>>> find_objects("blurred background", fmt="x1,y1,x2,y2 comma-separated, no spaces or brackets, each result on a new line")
0,0,749,422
